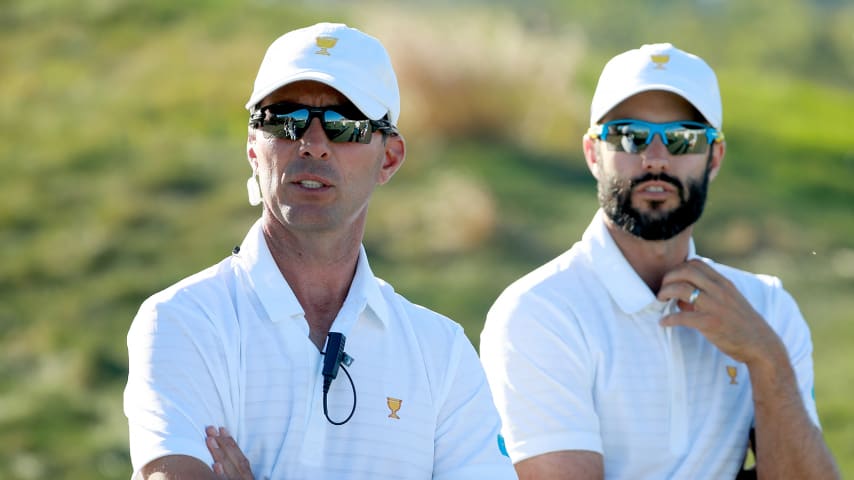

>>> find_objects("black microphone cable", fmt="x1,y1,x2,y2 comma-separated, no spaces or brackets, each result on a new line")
321,332,356,425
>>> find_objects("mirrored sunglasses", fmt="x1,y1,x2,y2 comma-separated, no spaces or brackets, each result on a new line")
587,119,724,155
249,102,398,144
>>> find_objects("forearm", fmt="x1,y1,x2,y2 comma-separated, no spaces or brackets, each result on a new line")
748,342,840,480
140,454,219,480
515,451,604,480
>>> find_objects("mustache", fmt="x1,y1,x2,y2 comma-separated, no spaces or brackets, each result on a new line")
284,158,340,182
630,172,684,192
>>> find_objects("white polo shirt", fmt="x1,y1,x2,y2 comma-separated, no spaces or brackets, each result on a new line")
480,210,819,479
125,219,516,480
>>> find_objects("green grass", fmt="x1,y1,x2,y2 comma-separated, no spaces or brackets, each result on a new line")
1,0,852,478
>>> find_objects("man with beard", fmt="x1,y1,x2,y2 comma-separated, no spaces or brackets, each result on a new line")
479,43,839,479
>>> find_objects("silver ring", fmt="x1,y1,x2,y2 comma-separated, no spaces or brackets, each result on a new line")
688,288,701,305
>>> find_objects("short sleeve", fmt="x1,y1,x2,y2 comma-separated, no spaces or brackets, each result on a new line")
480,288,602,463
124,297,235,475
768,282,821,428
432,328,518,480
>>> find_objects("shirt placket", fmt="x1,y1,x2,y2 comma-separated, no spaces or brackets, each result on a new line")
661,300,688,456
298,333,326,467
297,297,366,468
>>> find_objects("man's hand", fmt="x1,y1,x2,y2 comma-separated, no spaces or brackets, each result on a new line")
205,426,254,480
657,259,783,364
658,259,841,479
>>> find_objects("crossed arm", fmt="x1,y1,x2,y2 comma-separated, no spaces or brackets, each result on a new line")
138,427,253,480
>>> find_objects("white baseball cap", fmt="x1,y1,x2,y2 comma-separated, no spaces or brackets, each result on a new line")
246,22,401,124
589,43,722,129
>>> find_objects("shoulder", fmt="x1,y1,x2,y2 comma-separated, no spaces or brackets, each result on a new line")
505,244,590,294
371,277,485,398
132,256,240,333
146,255,238,305
371,277,485,388
487,244,608,326
706,258,789,302
704,258,805,328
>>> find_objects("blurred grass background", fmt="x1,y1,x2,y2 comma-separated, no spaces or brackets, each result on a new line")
1,0,852,477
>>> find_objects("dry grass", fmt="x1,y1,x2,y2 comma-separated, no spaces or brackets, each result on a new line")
357,6,589,257
357,6,587,152
370,172,497,257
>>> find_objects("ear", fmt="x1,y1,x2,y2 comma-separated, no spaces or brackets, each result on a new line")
376,133,406,185
707,140,725,182
247,128,258,171
582,135,602,181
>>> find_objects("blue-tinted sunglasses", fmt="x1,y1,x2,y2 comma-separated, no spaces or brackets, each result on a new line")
249,102,398,144
587,119,724,155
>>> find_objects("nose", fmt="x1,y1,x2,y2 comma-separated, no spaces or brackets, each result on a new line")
639,134,670,171
298,118,331,159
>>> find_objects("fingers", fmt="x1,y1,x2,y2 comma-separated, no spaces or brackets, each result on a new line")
659,260,736,326
660,259,725,294
206,426,254,480
657,260,781,364
217,428,253,477
206,426,225,466
660,310,713,330
657,259,735,309
205,426,228,478
658,281,702,312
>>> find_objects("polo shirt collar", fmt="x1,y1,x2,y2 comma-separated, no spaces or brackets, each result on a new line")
583,210,698,315
236,219,389,330
336,244,391,332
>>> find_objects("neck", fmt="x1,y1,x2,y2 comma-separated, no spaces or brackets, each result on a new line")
261,217,364,350
604,219,693,293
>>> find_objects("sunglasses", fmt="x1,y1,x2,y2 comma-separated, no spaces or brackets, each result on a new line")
587,119,724,155
249,102,398,144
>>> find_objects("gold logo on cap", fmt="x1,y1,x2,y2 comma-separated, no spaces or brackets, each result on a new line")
387,397,402,419
726,365,738,385
315,36,338,56
650,54,670,69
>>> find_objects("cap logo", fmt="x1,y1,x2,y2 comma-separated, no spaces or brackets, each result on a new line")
315,36,338,56
650,54,670,69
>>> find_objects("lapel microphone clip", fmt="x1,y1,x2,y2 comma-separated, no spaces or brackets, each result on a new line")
321,332,356,425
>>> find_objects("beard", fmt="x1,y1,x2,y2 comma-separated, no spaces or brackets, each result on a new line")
598,166,711,241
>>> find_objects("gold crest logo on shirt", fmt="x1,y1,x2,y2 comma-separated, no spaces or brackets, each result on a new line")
650,54,670,69
315,36,338,56
387,397,402,419
726,365,738,385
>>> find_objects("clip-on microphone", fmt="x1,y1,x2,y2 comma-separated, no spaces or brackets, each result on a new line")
322,332,349,393
321,332,356,424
